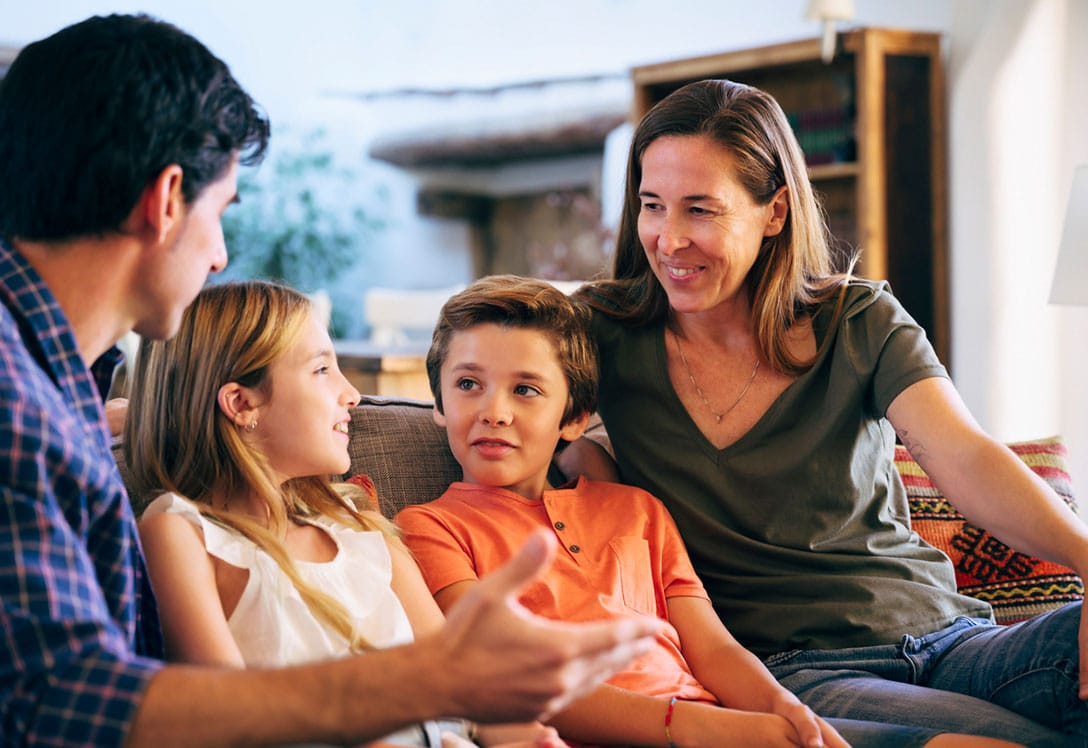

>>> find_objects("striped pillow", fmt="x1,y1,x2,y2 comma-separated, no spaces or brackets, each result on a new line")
897,437,1083,624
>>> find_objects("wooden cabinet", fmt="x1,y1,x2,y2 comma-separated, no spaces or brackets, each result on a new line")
631,28,949,366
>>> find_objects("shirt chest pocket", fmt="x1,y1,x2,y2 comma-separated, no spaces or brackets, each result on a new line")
607,536,655,615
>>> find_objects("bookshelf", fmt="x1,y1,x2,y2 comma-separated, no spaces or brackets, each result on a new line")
631,28,949,366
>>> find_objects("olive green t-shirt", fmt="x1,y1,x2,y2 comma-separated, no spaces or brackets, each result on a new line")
593,280,991,658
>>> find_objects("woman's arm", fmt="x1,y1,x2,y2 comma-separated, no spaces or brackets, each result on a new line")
553,437,619,483
553,412,618,482
138,510,246,666
887,376,1088,699
886,378,1088,576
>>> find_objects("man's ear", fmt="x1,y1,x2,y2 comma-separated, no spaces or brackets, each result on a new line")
218,381,259,428
763,185,789,238
141,164,185,243
559,410,591,442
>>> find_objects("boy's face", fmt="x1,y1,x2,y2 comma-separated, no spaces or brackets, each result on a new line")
435,323,589,500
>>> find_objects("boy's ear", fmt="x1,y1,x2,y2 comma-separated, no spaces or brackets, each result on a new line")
218,382,260,429
432,403,447,427
133,164,185,243
559,410,591,442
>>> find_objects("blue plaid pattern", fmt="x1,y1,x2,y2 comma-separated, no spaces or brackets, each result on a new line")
1,239,163,745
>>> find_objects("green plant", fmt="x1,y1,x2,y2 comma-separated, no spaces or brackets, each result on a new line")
220,130,385,336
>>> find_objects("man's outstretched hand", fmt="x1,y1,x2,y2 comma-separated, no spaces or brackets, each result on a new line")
427,529,665,724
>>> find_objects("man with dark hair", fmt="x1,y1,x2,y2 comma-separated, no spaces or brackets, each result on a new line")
0,14,659,746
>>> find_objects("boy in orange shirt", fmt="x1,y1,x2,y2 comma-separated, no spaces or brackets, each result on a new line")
396,276,1009,748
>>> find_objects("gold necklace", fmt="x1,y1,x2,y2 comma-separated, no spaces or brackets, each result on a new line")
670,325,760,425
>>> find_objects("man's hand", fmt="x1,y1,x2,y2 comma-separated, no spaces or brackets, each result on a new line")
428,529,664,723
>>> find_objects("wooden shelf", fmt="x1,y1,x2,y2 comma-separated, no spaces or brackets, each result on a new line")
632,27,950,368
809,162,860,181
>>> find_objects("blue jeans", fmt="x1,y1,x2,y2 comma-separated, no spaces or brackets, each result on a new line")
765,603,1085,747
823,718,938,748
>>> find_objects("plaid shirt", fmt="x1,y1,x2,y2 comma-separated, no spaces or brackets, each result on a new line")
1,239,163,746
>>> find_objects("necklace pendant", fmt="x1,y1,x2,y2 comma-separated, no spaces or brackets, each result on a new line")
670,323,761,427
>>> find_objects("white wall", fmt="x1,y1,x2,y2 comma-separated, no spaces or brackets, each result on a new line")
948,0,1088,487
3,0,1085,485
1057,0,1088,489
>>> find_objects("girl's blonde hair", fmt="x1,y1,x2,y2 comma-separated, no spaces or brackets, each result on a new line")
580,79,855,374
125,280,394,652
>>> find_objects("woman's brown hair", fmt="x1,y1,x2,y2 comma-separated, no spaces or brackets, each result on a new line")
580,79,853,374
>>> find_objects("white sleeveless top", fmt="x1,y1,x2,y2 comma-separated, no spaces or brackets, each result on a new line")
143,493,415,667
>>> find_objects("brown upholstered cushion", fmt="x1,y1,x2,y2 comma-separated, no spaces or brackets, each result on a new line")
897,437,1083,624
341,395,461,517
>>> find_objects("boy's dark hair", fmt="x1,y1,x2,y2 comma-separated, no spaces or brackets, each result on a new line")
0,13,270,242
428,275,598,426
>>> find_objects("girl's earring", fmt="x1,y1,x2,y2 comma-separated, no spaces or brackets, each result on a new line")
244,420,258,433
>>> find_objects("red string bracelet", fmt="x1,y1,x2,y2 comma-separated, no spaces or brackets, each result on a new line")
664,696,678,748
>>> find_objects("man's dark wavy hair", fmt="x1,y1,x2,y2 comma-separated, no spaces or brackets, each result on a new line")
0,13,270,241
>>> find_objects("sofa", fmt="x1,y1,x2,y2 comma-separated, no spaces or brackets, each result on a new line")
115,394,1083,626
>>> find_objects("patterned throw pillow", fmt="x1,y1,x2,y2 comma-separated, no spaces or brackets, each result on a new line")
897,437,1083,624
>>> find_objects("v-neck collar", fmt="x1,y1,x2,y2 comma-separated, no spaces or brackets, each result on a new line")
654,296,842,460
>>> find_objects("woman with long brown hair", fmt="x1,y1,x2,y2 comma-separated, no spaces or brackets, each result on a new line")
567,79,1085,746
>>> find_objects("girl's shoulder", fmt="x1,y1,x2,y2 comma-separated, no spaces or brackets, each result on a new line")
140,492,258,568
141,491,203,526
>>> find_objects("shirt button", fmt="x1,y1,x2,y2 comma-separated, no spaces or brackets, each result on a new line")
554,521,566,530
569,544,581,553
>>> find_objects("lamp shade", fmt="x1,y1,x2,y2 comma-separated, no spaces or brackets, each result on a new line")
1050,165,1088,305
